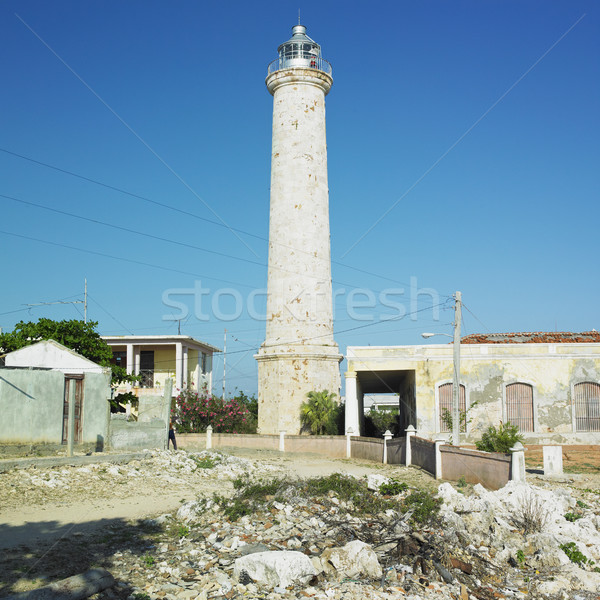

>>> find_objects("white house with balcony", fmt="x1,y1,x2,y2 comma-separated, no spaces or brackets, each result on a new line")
103,335,219,396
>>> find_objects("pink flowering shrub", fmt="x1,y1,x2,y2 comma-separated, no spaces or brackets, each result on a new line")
172,386,257,434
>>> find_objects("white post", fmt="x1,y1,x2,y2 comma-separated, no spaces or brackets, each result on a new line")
126,344,134,376
346,427,354,459
206,425,213,450
182,346,189,388
510,442,526,482
175,343,183,391
383,430,393,464
279,430,286,452
163,378,173,450
344,371,360,436
405,425,416,466
434,438,445,480
67,381,76,457
543,446,563,475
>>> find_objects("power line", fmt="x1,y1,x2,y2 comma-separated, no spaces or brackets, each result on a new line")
0,146,419,288
1,193,375,290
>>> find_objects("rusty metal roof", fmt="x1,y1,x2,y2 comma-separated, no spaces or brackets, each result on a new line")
461,331,600,344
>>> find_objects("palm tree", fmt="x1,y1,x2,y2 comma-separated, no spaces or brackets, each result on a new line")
300,390,338,435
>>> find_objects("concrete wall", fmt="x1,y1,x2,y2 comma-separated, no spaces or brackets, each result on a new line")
350,436,383,462
411,436,437,475
347,343,600,444
0,368,110,445
440,445,511,490
108,414,167,451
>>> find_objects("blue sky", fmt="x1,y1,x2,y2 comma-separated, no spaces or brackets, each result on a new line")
1,1,598,396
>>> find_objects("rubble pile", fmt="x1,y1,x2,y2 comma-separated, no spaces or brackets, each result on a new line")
1,449,599,600
102,457,600,600
0,450,281,510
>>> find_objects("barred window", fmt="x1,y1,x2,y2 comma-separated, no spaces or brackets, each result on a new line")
574,382,600,432
505,383,534,432
438,383,466,432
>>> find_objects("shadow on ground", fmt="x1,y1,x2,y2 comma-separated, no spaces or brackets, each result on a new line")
0,517,161,598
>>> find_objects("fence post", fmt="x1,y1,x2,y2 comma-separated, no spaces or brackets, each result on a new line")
346,427,354,459
405,425,416,466
206,425,213,450
434,438,445,480
279,430,286,452
543,446,563,475
510,441,526,482
383,430,393,464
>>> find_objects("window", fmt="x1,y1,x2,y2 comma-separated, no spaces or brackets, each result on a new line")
505,383,534,432
111,351,127,370
438,383,466,432
574,382,600,432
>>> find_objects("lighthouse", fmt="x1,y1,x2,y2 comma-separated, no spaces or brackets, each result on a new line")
256,23,342,434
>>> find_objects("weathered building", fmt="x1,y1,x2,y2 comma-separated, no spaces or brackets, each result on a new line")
103,335,218,396
346,331,600,444
1,339,111,447
256,24,341,434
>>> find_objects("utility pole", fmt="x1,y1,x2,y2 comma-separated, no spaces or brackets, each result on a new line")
222,329,227,399
452,291,462,447
84,278,87,324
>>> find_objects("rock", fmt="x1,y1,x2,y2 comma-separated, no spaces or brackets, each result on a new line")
321,540,382,580
239,543,270,556
233,550,317,588
367,474,389,491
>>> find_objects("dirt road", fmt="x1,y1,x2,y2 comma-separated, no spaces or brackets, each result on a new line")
0,448,435,551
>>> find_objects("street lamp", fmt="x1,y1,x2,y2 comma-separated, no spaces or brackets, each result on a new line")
421,291,462,446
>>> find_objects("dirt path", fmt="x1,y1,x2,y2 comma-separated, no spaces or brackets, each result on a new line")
0,449,436,552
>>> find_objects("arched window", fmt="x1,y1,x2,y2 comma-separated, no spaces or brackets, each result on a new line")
505,383,534,432
574,382,600,432
438,382,466,432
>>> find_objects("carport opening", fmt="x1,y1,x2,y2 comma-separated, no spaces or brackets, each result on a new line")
355,369,416,436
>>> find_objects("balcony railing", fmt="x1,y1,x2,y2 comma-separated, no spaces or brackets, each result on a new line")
267,56,332,76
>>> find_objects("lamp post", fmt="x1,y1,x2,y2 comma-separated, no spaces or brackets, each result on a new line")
421,291,462,446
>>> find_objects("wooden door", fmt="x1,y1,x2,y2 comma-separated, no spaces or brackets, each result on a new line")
62,376,84,444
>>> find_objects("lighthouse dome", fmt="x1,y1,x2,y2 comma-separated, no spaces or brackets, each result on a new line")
267,23,331,75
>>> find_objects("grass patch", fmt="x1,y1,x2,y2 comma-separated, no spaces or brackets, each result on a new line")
214,473,398,521
401,490,442,525
379,479,408,495
564,512,582,522
191,454,218,469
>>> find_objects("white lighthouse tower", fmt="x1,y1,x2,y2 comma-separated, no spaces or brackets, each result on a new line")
256,23,342,435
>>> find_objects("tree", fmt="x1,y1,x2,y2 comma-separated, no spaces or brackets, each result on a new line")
300,390,339,435
0,318,133,385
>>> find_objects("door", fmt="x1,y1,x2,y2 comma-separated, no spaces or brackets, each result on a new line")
62,376,84,444
140,350,155,388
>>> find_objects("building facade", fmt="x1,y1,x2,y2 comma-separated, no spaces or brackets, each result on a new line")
256,24,342,434
346,332,600,444
103,335,219,396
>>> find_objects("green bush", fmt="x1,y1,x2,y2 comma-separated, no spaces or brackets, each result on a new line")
173,387,256,433
475,422,524,453
401,490,442,524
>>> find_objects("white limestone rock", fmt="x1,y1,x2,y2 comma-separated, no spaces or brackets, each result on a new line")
321,540,382,580
233,550,317,589
367,474,389,492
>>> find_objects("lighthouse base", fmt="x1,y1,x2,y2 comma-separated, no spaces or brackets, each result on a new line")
255,345,342,435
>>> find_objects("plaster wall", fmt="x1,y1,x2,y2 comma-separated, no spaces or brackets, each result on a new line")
0,369,110,444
